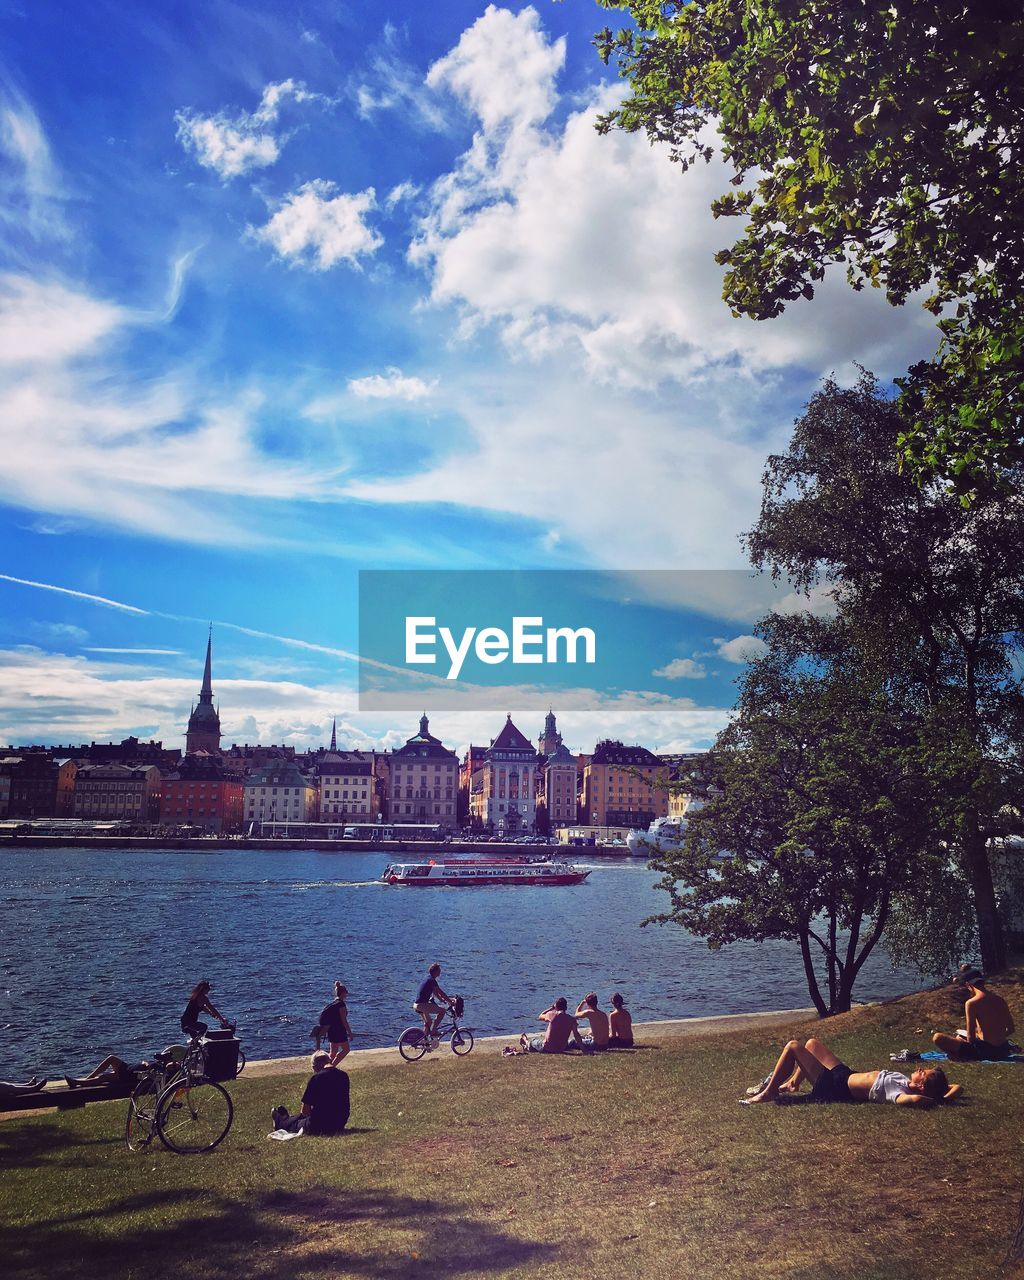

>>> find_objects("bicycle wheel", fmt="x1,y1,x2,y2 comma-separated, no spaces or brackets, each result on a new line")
398,1026,429,1062
156,1079,233,1154
450,1027,474,1056
125,1075,160,1151
235,1047,246,1076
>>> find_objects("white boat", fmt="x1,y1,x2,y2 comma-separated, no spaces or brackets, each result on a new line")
626,798,703,856
381,856,590,887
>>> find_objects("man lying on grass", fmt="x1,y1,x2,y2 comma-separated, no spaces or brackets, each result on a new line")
742,1037,961,1107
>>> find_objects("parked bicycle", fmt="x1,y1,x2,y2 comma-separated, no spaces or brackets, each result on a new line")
398,995,474,1061
124,1031,234,1154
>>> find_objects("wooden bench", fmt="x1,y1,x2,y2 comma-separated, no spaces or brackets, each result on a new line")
0,1081,134,1113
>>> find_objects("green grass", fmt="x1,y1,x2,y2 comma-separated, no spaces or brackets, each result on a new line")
3,976,1024,1280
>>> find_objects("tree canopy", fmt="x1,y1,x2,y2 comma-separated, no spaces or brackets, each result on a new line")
595,0,1024,488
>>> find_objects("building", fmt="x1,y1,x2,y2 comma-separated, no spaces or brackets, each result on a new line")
459,744,489,827
185,632,222,756
159,754,243,833
73,763,163,824
222,744,297,778
469,715,540,834
316,751,376,824
580,740,669,830
1,754,77,818
389,714,459,830
244,760,318,828
535,710,579,834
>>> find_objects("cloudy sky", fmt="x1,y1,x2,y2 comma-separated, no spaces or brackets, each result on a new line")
0,1,940,756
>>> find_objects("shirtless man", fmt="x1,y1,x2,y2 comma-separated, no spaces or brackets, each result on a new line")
932,966,1016,1061
575,993,610,1049
520,997,585,1054
743,1037,957,1107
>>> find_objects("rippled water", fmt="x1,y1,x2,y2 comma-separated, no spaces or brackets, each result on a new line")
0,847,930,1078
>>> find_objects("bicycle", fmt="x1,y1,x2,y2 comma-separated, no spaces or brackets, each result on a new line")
398,996,474,1062
124,1033,234,1155
124,1050,182,1151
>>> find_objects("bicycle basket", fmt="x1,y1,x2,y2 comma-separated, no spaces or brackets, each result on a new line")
453,995,464,1018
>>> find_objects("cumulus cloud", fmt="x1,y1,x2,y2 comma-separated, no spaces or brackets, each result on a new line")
348,368,436,400
714,635,768,664
251,181,383,270
410,7,940,390
653,658,707,680
176,79,317,180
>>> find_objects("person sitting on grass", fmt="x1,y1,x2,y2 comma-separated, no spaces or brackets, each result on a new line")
519,997,586,1054
271,1052,350,1135
608,992,634,1048
575,993,610,1049
742,1037,961,1107
931,966,1016,1061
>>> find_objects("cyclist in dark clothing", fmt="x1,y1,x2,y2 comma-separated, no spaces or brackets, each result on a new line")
272,1053,350,1135
413,962,452,1040
180,980,230,1038
319,981,353,1065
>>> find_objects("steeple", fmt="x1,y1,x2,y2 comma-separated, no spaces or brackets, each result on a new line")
538,707,562,756
330,718,337,752
419,711,429,737
185,628,222,756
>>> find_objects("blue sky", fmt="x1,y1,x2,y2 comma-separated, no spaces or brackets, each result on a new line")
0,1,940,756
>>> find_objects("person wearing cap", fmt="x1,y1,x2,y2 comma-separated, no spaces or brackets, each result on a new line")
931,966,1016,1061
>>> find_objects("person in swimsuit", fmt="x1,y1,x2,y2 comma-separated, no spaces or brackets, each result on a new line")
180,979,230,1039
520,997,585,1053
319,981,353,1065
608,992,634,1048
931,966,1016,1061
64,1055,141,1089
743,1037,959,1107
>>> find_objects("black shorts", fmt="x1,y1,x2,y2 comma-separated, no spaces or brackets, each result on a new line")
810,1062,853,1103
957,1039,1011,1061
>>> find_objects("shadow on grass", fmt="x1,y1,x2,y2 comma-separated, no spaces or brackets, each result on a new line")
3,1184,556,1280
0,1120,117,1167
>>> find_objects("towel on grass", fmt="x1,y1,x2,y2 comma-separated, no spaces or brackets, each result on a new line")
268,1127,304,1141
920,1049,1024,1062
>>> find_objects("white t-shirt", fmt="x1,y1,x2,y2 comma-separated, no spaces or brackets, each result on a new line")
868,1070,911,1104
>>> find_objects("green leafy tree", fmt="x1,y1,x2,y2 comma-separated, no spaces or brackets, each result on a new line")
651,629,948,1015
746,372,1024,971
594,0,1024,488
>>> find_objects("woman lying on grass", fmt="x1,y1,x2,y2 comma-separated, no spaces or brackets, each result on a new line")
742,1037,961,1107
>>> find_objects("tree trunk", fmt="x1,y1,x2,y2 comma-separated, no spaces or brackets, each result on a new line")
963,810,1006,972
798,928,829,1017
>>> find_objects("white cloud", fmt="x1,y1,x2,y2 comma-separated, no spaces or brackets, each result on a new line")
653,658,707,679
251,181,383,271
410,8,940,391
348,368,436,401
715,634,768,663
0,92,69,241
0,274,124,364
425,4,565,132
175,79,316,180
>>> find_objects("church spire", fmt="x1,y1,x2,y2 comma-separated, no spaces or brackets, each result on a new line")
200,625,213,696
185,627,222,756
330,718,337,752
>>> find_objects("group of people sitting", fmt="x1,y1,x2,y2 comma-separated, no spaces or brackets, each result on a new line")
516,992,634,1054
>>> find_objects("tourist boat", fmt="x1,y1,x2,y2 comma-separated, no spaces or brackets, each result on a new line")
381,856,591,887
625,797,704,856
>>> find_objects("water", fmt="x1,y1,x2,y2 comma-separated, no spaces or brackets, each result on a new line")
0,847,930,1078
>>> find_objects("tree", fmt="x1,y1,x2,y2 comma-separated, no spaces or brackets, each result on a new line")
650,626,948,1015
594,0,1024,488
745,372,1024,971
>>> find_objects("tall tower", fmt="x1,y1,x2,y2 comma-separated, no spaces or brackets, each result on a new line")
538,708,562,756
185,629,222,755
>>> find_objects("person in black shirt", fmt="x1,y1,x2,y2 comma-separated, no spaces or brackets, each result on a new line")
413,962,452,1042
180,980,230,1038
319,981,353,1065
271,1052,350,1135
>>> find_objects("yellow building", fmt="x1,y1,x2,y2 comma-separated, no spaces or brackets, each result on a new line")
580,740,669,829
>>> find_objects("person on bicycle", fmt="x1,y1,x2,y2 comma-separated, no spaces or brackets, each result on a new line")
319,980,353,1065
413,963,453,1041
180,979,231,1039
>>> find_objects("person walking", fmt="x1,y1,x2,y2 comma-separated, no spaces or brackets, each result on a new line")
319,981,353,1065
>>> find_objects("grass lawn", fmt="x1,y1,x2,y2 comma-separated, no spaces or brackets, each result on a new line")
3,974,1024,1280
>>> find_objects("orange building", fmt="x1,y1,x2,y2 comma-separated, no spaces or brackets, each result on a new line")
160,754,243,833
580,740,669,830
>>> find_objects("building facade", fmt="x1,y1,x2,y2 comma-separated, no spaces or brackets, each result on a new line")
469,715,539,834
73,763,162,823
244,760,318,828
580,740,669,830
159,754,243,833
316,752,376,824
389,714,459,830
1,754,77,818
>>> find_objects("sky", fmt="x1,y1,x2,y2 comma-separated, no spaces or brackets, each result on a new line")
0,0,942,758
